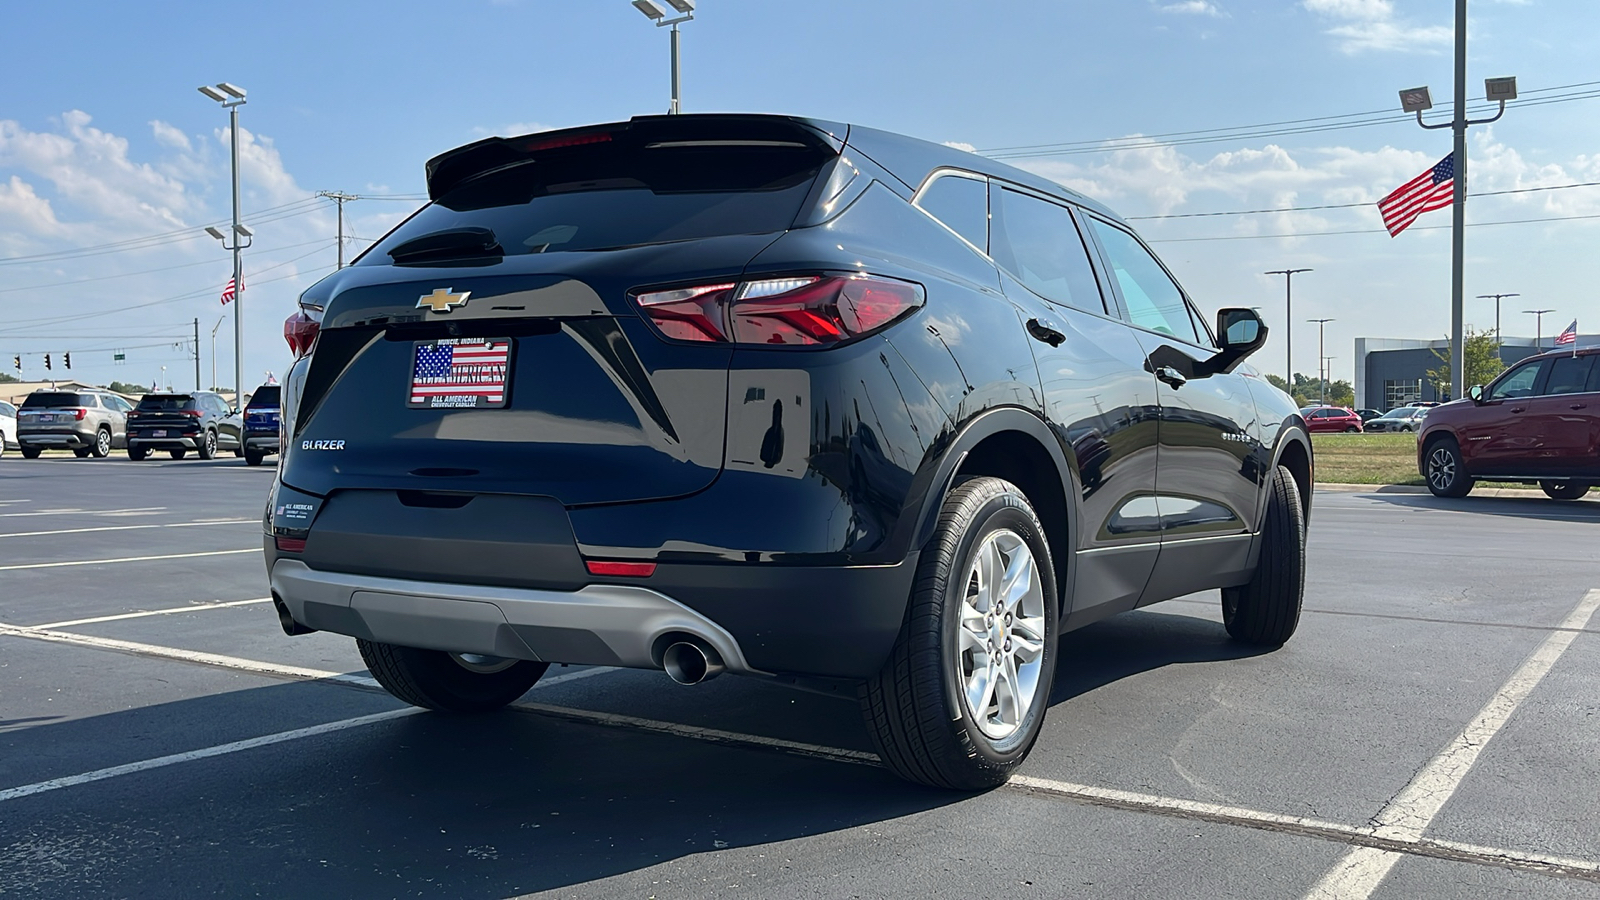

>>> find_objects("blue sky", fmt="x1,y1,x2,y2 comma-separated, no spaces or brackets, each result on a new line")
2,0,1596,390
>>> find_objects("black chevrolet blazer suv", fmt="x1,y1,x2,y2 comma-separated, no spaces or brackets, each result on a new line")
265,115,1312,789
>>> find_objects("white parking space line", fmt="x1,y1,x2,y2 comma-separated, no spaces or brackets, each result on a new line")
0,519,258,539
30,598,273,630
1304,588,1600,900
0,709,422,804
2,622,1598,885
0,507,167,518
0,548,259,571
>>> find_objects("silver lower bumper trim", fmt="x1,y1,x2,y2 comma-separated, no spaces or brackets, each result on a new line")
268,559,760,675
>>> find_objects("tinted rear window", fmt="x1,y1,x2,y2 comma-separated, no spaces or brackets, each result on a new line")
22,392,89,408
368,144,828,261
137,395,196,411
248,385,281,407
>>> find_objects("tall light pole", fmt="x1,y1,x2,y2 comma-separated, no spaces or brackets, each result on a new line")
1525,308,1554,351
199,82,250,407
1308,318,1335,406
1266,268,1312,386
631,0,695,114
1322,357,1336,405
1397,1,1517,401
1476,292,1520,350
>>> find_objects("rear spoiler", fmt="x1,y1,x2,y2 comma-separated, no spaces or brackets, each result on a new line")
423,114,845,201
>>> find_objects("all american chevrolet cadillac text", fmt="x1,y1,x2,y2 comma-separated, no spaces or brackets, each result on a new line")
264,115,1313,789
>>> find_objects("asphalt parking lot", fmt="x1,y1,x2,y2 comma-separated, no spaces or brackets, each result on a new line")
2,455,1598,899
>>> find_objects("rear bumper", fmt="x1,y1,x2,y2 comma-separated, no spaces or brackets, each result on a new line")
244,434,279,452
18,429,94,448
129,435,200,450
269,557,761,675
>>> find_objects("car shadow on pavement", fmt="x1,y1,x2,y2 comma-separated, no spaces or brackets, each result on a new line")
1049,604,1272,705
1363,492,1600,523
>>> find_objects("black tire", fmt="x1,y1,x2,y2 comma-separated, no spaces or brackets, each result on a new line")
356,639,547,712
233,448,246,458
1344,425,1359,433
72,447,92,458
169,449,187,460
860,477,1059,791
1221,465,1306,647
1540,481,1590,501
1424,438,1472,498
197,429,217,460
20,447,40,459
91,428,111,458
244,449,265,466
128,446,148,461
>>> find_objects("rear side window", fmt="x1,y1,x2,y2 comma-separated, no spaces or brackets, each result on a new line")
0,401,14,416
989,188,1106,314
1086,219,1203,345
22,392,85,408
914,173,988,252
249,385,281,408
138,395,196,411
369,143,828,261
1544,355,1594,395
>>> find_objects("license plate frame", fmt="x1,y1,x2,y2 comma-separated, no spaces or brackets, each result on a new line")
151,429,167,437
407,337,513,410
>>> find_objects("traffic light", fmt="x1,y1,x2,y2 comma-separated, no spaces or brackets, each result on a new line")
64,352,71,370
43,353,51,371
11,355,18,371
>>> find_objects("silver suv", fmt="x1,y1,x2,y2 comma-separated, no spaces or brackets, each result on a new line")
16,389,132,458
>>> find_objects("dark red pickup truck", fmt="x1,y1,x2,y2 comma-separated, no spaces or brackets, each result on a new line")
1418,346,1600,500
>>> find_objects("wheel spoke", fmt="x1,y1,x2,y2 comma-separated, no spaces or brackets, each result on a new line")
967,664,996,721
995,653,1021,727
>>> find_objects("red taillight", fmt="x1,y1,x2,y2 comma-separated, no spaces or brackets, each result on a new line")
284,308,322,358
585,560,656,578
275,536,306,552
634,275,923,347
519,131,612,152
68,408,87,420
178,409,203,417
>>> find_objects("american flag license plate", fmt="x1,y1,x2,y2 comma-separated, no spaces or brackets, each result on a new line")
408,338,513,409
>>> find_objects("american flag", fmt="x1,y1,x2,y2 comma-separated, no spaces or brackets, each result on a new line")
220,276,240,306
1554,319,1578,346
1378,153,1455,237
409,339,510,407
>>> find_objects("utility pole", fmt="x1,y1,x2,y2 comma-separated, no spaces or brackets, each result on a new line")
1308,318,1335,406
1525,308,1554,351
318,191,359,268
193,318,201,391
210,315,225,390
1476,292,1520,351
1400,2,1516,400
1265,268,1312,385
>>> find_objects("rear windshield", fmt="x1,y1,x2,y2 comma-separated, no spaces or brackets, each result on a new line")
248,385,280,408
22,392,89,408
137,395,196,411
367,142,828,261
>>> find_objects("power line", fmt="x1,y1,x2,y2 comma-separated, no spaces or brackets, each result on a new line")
1126,180,1600,220
0,237,330,295
1146,211,1600,243
0,196,324,267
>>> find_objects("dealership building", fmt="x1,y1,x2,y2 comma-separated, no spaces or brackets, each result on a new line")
1353,333,1598,410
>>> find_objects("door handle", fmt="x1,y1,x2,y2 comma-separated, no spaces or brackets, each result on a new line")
1571,403,1588,410
1155,366,1188,389
1510,406,1526,413
1025,318,1065,347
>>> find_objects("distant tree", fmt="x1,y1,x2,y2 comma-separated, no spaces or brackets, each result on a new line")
106,380,148,395
1427,327,1506,399
0,372,18,384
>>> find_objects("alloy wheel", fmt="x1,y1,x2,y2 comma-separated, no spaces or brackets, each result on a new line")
96,429,110,457
450,652,520,674
1427,447,1456,491
956,528,1047,740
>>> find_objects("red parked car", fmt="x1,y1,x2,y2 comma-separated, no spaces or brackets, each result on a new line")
1418,346,1600,500
1300,406,1365,433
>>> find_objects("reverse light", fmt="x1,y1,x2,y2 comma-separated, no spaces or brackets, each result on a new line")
633,274,923,347
67,408,87,420
586,560,657,578
284,306,322,358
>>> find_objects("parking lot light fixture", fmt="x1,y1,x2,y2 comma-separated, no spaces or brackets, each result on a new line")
1525,308,1555,350
631,0,694,114
1476,293,1520,349
199,82,249,401
1265,268,1312,385
1308,318,1335,405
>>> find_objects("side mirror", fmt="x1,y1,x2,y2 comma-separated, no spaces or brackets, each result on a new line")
1201,307,1269,376
1467,385,1484,405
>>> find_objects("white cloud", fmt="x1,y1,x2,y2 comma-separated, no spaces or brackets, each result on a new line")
1302,0,1450,53
1158,1,1224,17
149,120,192,152
0,175,61,236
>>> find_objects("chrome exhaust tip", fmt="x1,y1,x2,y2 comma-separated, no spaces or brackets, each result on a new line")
662,640,724,685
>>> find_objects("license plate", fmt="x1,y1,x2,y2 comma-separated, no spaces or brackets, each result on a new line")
40,414,56,422
151,429,167,437
408,338,512,409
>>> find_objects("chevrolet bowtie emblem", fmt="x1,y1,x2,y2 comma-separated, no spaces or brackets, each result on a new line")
417,288,471,314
